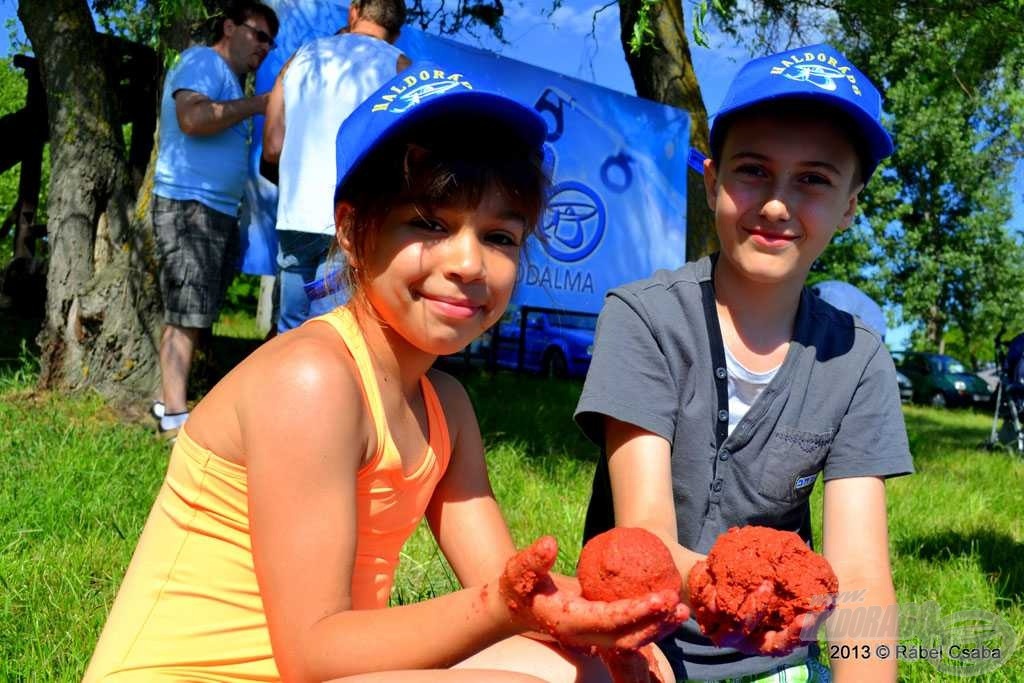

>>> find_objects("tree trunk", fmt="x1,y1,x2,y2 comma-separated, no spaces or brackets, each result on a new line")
19,0,162,406
618,0,717,260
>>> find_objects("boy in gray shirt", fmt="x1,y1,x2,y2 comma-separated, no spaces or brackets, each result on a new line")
576,44,913,682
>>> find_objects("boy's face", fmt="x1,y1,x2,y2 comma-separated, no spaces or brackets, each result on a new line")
703,115,863,288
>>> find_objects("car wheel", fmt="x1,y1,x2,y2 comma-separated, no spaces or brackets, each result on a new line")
930,392,947,408
543,349,568,379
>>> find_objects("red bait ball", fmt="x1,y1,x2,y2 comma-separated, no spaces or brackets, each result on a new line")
688,526,839,656
578,527,682,602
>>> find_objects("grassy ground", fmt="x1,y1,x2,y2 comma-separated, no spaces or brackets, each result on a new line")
1,316,1021,680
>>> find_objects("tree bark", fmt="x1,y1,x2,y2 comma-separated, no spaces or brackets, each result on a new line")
18,0,162,406
618,0,717,260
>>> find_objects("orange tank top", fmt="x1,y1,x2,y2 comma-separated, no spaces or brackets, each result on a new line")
83,307,452,681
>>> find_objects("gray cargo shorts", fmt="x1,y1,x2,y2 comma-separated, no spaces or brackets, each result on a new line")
152,195,239,328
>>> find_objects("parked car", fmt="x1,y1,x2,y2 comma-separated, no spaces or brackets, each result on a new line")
495,308,596,378
898,352,994,408
895,369,913,403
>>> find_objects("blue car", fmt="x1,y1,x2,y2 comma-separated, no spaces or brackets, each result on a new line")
494,308,596,378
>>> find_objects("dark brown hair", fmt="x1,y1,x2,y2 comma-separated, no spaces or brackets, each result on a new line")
213,0,280,42
331,111,549,297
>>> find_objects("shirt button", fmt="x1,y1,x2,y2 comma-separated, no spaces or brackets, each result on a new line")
718,409,729,422
716,366,727,379
712,479,723,492
719,450,730,461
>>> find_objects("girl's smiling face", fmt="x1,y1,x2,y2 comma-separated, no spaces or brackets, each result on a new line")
343,187,527,357
704,114,863,288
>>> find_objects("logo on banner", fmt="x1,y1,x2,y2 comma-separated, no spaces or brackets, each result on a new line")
540,181,605,263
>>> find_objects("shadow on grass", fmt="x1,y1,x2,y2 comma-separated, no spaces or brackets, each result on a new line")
188,332,265,398
0,309,42,378
441,365,598,464
897,529,1024,603
903,407,995,461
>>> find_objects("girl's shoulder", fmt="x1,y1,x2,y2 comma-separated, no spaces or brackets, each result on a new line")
187,323,373,463
425,368,471,410
230,323,370,425
425,368,475,441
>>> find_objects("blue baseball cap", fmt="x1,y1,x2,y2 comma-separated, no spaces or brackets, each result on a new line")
335,62,548,196
709,44,893,178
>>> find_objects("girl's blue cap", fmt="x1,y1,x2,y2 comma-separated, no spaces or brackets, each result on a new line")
335,62,548,196
710,44,894,178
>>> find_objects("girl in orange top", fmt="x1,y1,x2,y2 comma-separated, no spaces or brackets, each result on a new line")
85,63,686,683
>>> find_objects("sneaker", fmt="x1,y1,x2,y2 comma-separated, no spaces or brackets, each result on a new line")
157,411,189,445
158,425,179,444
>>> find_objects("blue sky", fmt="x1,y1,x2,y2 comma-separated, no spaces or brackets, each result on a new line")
1,0,1021,349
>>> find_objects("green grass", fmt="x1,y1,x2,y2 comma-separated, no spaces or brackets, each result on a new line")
1,327,1022,680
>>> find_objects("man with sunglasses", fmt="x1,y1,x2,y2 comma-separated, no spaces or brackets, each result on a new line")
151,0,279,439
261,0,408,332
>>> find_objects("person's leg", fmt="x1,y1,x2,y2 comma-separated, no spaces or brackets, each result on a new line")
453,634,675,683
276,230,323,332
151,198,233,424
160,323,201,415
330,671,544,683
277,267,315,332
308,240,348,318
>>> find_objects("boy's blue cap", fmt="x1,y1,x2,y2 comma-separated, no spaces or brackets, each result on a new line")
710,44,893,178
336,62,548,195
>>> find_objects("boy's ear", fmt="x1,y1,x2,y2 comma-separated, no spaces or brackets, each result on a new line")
702,157,718,212
838,184,863,231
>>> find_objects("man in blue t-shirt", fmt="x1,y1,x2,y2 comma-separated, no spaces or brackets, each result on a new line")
151,0,279,439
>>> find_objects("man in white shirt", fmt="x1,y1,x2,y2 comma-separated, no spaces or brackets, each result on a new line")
262,0,408,332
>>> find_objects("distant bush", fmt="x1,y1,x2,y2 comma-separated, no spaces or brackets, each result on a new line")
222,273,261,314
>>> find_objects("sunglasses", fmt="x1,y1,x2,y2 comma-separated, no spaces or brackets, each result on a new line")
238,23,276,49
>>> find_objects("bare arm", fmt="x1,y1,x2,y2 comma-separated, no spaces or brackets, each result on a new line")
822,476,898,683
261,56,296,164
425,371,517,586
174,89,268,137
605,416,705,604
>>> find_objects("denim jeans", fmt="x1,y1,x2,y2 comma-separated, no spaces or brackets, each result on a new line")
275,230,345,332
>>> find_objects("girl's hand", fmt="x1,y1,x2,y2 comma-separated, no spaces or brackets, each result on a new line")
597,645,665,683
499,536,689,651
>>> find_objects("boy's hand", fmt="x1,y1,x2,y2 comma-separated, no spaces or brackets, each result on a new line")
499,536,689,651
688,564,829,655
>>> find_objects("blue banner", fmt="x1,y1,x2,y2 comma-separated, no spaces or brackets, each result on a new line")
241,4,689,314
396,31,688,313
239,0,349,275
